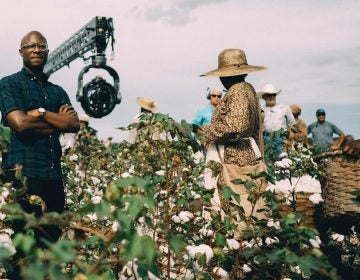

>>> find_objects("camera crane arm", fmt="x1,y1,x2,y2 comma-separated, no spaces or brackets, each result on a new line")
44,16,121,118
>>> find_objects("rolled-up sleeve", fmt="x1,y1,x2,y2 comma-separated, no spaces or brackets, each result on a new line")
0,77,25,119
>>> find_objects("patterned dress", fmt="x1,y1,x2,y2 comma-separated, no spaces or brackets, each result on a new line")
198,81,260,167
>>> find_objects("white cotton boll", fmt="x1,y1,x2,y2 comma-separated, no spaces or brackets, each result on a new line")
1,228,14,236
309,236,322,248
241,240,255,249
282,278,292,280
0,233,16,256
212,267,229,279
178,267,194,279
308,193,323,204
91,176,101,185
274,158,293,169
91,196,102,204
112,221,120,232
266,179,294,195
226,239,240,250
121,172,130,178
178,211,194,223
155,170,165,176
199,228,214,237
265,237,279,246
295,175,322,193
331,233,345,242
186,244,214,263
192,151,203,164
0,213,6,220
267,219,281,230
242,264,252,273
1,189,9,199
159,245,169,254
86,213,98,222
290,265,301,274
147,271,160,280
69,154,78,161
279,152,288,159
66,198,74,204
171,215,181,223
0,197,6,208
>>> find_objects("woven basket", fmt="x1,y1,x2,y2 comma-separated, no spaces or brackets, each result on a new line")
279,193,316,228
322,155,360,219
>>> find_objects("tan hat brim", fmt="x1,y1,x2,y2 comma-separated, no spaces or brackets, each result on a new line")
200,65,267,77
136,97,160,112
257,91,281,99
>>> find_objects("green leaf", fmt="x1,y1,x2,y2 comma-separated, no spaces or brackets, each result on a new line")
12,233,36,254
126,234,159,266
215,233,226,247
50,239,76,262
170,235,186,256
222,186,240,203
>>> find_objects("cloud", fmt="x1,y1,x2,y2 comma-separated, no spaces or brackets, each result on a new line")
130,0,229,25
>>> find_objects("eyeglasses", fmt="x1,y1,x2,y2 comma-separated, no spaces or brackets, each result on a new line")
211,95,222,98
21,42,48,52
317,113,325,117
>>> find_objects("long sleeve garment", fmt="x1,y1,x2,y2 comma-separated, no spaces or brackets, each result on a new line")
198,82,260,167
192,103,214,126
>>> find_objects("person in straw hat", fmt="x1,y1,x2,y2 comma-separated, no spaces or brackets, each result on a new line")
194,49,266,221
258,83,295,158
127,97,160,144
288,104,308,145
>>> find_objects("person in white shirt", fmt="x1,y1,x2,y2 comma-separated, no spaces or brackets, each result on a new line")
258,83,295,158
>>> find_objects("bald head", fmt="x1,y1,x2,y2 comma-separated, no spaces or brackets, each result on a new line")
20,31,47,49
19,31,49,73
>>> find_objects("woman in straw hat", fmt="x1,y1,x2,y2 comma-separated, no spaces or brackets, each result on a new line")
197,49,266,169
195,49,266,219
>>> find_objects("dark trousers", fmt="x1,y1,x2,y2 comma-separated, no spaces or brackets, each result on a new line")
4,171,65,246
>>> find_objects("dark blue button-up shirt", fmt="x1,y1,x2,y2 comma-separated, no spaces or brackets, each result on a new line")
0,68,71,180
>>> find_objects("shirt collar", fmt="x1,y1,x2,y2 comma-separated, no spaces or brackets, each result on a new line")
21,67,49,83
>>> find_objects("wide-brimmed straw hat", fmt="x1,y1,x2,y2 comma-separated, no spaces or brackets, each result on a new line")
200,49,266,77
290,104,302,115
257,83,282,99
136,97,159,112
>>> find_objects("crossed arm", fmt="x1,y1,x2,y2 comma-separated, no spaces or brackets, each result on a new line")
6,104,80,136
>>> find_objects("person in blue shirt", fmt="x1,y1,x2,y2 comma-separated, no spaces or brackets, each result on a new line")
192,87,223,126
307,108,345,151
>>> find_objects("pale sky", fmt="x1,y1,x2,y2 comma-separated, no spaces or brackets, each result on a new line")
1,0,359,141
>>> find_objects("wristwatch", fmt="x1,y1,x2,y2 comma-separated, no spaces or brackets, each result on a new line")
38,107,46,117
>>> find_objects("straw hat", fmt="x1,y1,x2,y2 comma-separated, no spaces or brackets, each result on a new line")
290,104,301,115
79,113,90,123
200,49,266,77
136,97,159,112
257,83,282,99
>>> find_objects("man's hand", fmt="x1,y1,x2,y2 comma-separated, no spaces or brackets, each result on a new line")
343,139,360,156
192,124,200,133
27,108,42,118
59,104,77,116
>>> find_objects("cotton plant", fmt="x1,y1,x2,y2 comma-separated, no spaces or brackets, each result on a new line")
0,117,341,279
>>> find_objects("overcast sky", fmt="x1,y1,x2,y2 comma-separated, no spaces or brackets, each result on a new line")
1,0,359,141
